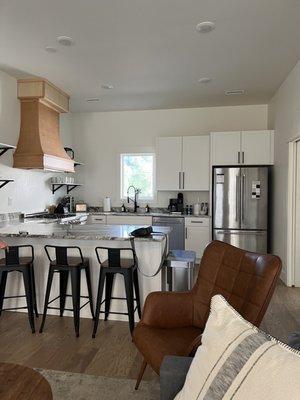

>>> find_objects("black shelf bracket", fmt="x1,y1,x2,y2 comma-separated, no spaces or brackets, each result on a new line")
51,183,82,195
0,180,14,189
0,144,16,157
51,184,64,194
66,185,79,194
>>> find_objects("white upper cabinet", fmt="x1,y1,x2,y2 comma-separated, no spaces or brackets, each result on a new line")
211,130,274,166
241,131,274,165
156,135,210,191
156,137,182,191
182,136,210,190
211,131,241,165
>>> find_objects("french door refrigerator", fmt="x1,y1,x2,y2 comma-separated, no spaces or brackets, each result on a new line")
213,166,269,253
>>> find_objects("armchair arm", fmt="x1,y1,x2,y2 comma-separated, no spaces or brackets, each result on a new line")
141,291,194,328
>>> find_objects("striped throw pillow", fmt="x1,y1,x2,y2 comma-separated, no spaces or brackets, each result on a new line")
175,295,300,400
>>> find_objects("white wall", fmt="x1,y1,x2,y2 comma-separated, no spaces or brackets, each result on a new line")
0,70,73,214
268,60,300,282
68,104,268,208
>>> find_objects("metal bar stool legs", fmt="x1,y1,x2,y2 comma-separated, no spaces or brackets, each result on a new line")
0,245,37,333
40,245,94,338
92,268,106,338
39,267,54,334
124,269,135,333
93,246,142,338
22,267,36,333
59,270,69,317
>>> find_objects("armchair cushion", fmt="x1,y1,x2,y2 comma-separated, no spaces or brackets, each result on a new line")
141,291,194,328
133,324,201,374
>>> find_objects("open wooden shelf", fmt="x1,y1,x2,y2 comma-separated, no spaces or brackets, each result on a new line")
0,143,16,157
51,183,82,194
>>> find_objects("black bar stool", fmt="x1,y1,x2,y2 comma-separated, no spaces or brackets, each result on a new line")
0,245,38,333
39,245,94,337
92,245,141,338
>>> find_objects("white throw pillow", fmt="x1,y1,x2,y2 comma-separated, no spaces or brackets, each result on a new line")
175,294,300,400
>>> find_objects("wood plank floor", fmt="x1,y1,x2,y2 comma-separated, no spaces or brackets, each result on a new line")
0,281,299,382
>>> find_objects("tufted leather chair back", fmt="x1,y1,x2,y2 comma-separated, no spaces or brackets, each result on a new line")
191,241,282,329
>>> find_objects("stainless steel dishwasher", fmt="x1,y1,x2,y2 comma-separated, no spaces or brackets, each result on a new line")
152,216,185,250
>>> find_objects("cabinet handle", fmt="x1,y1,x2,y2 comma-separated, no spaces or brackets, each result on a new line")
179,172,181,189
242,151,245,163
185,227,188,239
238,151,240,164
182,172,185,189
190,220,203,223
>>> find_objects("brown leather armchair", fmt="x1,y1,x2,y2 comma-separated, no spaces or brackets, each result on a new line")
133,240,282,389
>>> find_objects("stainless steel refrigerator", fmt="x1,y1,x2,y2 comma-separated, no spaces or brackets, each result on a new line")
212,166,269,253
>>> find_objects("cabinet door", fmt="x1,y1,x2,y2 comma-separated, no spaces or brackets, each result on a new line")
156,137,182,190
211,132,241,165
185,220,210,258
241,131,274,165
182,136,209,190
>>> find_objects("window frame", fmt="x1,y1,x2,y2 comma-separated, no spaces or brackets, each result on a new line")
120,152,156,202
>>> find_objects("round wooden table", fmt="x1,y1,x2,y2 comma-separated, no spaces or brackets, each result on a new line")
0,363,52,400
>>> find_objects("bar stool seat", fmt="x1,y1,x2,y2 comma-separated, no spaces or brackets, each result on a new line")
49,257,89,267
92,246,142,338
0,245,38,334
101,258,135,269
39,246,94,337
0,256,33,267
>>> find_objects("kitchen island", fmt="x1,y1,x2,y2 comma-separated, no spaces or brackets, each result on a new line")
0,218,169,322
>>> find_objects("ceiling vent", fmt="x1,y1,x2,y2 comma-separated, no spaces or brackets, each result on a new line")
13,79,74,172
225,89,245,96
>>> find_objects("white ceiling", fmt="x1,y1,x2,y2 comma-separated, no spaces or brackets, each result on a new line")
1,0,300,112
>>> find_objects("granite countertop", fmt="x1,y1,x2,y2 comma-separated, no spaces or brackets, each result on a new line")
87,206,210,218
0,219,170,242
89,211,210,218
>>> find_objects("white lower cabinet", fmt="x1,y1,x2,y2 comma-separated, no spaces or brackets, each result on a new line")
185,218,210,258
106,215,152,225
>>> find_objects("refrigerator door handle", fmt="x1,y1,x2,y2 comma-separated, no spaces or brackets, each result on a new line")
236,175,240,221
241,174,245,222
216,230,266,235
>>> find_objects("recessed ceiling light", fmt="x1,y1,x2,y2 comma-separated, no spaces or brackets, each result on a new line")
86,98,101,102
57,36,74,46
198,77,212,84
225,89,245,96
101,83,114,90
45,46,58,53
196,21,215,33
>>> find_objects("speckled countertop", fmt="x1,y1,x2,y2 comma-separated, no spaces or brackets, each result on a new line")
88,211,210,218
0,219,170,242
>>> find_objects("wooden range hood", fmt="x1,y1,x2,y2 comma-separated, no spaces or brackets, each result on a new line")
13,78,74,172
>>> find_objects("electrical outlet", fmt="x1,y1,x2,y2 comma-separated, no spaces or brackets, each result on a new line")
7,197,13,206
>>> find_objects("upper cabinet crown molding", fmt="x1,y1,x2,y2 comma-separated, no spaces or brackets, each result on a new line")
210,130,274,166
17,78,69,113
156,135,210,191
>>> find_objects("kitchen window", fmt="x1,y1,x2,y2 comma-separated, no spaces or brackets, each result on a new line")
120,153,155,200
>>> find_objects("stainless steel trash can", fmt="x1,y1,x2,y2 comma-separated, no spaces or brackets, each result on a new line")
162,250,196,292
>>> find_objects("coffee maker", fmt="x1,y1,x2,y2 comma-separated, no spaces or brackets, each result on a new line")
168,193,184,214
